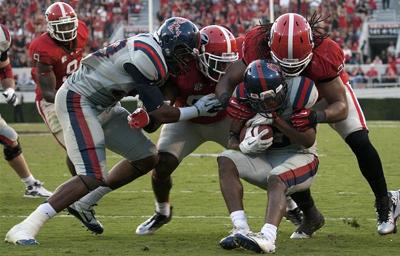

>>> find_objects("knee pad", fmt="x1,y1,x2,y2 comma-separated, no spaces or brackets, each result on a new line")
4,142,22,161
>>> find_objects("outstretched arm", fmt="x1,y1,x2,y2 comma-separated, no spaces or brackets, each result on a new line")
215,59,247,108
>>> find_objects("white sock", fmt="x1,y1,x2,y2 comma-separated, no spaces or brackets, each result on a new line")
286,197,298,211
21,175,36,187
230,210,250,232
78,186,112,206
261,223,277,242
155,201,170,216
20,203,57,237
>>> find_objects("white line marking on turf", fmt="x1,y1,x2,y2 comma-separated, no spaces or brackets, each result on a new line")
0,214,378,221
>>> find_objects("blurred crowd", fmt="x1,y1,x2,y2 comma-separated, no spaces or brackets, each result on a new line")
1,0,398,87
0,0,142,67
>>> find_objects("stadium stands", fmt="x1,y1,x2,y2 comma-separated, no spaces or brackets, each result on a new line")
0,0,398,89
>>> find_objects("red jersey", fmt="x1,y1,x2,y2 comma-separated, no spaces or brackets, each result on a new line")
30,20,88,101
242,26,349,85
171,61,227,124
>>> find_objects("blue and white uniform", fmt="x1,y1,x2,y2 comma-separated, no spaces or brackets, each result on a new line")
221,76,319,194
55,34,168,180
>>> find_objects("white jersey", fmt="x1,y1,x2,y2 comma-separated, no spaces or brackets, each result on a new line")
67,33,168,108
235,76,318,154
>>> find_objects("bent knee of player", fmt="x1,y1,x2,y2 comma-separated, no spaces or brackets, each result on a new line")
268,175,287,192
131,153,159,175
217,156,239,179
154,152,179,180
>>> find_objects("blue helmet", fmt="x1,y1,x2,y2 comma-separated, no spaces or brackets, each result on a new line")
243,60,287,114
156,17,201,74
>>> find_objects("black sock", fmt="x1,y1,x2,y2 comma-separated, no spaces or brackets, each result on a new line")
291,189,316,216
345,130,388,200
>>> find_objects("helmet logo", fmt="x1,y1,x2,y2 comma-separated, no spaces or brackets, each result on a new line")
167,18,187,38
266,63,280,72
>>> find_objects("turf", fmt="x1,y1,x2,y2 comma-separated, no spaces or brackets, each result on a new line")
0,122,399,256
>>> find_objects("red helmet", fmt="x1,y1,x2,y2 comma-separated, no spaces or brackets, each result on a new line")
199,25,239,82
0,24,11,53
269,13,314,76
45,2,78,42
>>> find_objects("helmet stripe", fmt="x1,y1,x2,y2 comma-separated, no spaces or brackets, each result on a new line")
255,60,267,91
217,25,231,53
288,13,294,59
58,2,66,17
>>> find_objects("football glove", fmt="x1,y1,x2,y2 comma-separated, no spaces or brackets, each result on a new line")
127,108,150,129
239,128,273,154
193,93,222,117
290,109,319,131
227,97,255,120
2,87,18,106
245,113,274,127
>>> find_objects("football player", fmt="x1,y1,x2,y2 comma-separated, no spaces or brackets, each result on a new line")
219,60,320,253
0,24,52,198
135,25,239,235
215,12,400,235
5,17,222,245
29,2,89,176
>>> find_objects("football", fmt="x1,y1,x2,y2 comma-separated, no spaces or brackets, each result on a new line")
239,125,274,142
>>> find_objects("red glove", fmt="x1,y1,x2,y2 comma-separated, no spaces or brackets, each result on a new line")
127,108,150,129
227,97,255,120
290,108,317,132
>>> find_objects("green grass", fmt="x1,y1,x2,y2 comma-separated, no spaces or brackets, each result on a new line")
1,122,399,256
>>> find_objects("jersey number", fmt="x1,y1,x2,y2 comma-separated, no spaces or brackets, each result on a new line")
93,39,127,58
62,59,79,82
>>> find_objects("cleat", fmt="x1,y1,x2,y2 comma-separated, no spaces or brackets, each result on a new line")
234,232,275,253
377,190,399,235
136,207,172,235
5,223,39,246
219,227,249,250
67,202,104,234
290,209,324,239
285,207,303,226
24,181,52,198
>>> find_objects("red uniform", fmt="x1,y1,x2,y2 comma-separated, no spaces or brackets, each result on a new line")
171,35,242,124
242,26,349,84
171,61,227,124
29,20,88,101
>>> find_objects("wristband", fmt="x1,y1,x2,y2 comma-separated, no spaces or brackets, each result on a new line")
179,106,199,121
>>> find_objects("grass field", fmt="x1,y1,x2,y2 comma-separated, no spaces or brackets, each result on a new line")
0,122,399,256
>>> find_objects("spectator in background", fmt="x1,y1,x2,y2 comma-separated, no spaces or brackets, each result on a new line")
387,41,396,57
366,63,380,84
373,55,383,64
383,64,397,83
343,43,352,63
382,0,390,9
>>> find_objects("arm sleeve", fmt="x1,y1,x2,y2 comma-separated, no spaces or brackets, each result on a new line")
124,63,164,112
28,42,53,65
